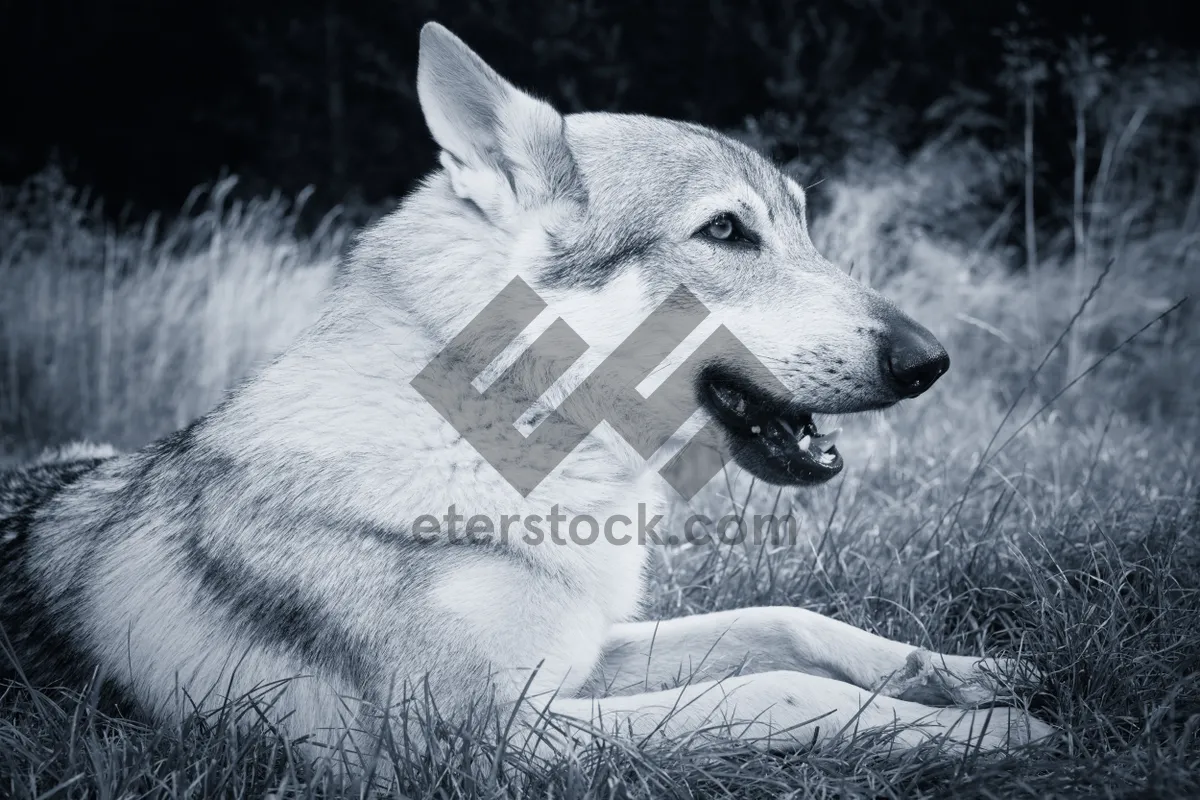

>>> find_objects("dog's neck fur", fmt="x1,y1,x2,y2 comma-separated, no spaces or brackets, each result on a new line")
186,171,659,612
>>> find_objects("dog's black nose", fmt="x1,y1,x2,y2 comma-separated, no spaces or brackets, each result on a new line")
884,317,950,398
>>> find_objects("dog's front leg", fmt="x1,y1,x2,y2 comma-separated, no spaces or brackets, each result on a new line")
529,670,1052,759
585,607,1041,707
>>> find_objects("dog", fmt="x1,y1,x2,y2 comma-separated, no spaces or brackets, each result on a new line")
0,21,1054,772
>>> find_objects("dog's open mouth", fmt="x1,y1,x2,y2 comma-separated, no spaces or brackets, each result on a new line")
697,365,843,485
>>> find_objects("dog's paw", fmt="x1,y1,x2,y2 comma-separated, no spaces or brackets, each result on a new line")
879,649,1044,707
933,705,1058,754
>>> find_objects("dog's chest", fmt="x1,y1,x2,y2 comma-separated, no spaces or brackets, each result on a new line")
588,536,652,623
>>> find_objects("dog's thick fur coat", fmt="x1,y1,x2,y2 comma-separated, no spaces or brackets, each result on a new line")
1,22,1053,769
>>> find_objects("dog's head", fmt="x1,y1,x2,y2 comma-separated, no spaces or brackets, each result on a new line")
413,23,948,487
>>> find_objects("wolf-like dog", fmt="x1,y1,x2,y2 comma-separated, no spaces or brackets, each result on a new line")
1,22,1054,771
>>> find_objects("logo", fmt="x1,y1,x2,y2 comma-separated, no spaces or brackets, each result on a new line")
411,277,787,500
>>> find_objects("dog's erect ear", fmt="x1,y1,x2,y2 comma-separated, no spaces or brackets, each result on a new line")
417,22,587,226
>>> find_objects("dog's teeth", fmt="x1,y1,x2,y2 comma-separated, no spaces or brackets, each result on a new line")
750,425,761,434
819,450,837,464
736,397,746,414
798,434,811,451
780,419,795,436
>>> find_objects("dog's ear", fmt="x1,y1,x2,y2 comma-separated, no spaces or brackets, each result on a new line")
417,22,587,227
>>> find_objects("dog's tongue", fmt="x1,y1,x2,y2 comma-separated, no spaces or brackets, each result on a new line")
797,426,840,463
803,428,840,454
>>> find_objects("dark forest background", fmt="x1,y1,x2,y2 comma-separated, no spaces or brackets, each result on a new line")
2,0,1198,225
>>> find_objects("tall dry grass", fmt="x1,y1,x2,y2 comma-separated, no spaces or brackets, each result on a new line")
0,171,344,462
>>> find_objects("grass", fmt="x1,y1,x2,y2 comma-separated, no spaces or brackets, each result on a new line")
2,66,1200,798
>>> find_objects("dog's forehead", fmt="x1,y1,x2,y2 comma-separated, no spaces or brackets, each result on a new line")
565,113,802,222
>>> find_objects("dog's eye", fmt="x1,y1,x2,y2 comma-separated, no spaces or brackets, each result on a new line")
699,213,755,246
706,215,736,240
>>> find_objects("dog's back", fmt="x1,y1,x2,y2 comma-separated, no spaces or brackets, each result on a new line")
1,444,119,686
2,446,116,522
